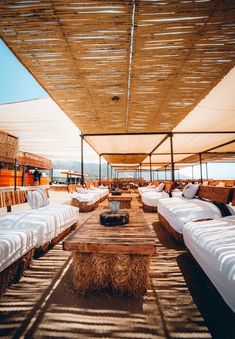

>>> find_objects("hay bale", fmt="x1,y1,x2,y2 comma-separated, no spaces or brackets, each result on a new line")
71,252,150,297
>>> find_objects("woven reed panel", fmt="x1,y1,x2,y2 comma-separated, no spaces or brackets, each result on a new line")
0,131,18,163
128,0,235,132
0,0,132,134
0,1,235,134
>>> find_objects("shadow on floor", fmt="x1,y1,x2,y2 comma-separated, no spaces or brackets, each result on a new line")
152,221,185,251
177,252,235,339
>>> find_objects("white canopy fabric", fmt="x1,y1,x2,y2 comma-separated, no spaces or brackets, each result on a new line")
0,66,234,166
0,98,99,161
85,134,166,154
84,134,167,164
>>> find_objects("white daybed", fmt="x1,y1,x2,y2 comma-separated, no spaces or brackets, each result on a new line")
158,185,234,243
0,189,79,293
141,182,173,212
183,215,235,312
0,203,79,254
71,187,109,212
0,229,36,294
138,185,157,196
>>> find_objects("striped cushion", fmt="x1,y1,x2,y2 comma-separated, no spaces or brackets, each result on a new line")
27,189,49,209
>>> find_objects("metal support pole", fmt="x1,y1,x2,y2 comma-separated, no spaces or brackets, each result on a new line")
14,158,17,191
111,166,112,179
140,164,142,180
50,168,54,184
170,133,175,183
164,166,167,180
192,165,194,180
199,153,203,183
107,162,109,179
149,154,152,181
22,165,25,186
99,155,101,184
80,134,85,186
156,169,159,180
205,162,208,180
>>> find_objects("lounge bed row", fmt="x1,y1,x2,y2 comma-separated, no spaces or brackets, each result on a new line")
153,183,235,312
71,185,109,212
0,188,79,294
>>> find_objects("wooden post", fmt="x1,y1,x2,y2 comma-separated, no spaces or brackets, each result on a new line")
170,133,175,183
111,166,112,179
80,134,85,186
199,153,203,183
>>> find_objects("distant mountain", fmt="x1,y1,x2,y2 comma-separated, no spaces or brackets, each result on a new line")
52,160,109,178
52,160,192,180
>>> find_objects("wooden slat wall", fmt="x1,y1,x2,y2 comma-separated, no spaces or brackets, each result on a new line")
0,131,19,164
0,1,235,136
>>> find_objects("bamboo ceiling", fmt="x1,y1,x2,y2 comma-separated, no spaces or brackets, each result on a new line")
1,0,235,135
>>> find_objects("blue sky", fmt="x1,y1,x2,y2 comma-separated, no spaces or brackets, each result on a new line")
0,39,48,104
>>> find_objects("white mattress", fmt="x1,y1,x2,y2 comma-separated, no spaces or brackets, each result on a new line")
72,192,100,204
88,188,109,199
141,191,169,207
158,197,222,234
138,186,156,196
0,229,36,272
0,204,79,247
184,218,235,312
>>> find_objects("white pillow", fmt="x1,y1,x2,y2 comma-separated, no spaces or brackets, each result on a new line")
36,189,49,206
27,190,48,209
182,184,199,199
148,184,156,188
155,183,165,192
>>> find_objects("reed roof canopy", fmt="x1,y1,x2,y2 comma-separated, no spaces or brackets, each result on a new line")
0,0,235,169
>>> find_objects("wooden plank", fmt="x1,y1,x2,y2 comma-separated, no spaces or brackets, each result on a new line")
197,186,233,204
64,209,156,255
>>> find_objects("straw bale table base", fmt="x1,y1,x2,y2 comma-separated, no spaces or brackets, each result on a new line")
64,209,156,297
71,252,150,297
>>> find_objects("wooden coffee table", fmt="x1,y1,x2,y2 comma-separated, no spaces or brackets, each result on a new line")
108,193,132,209
63,209,156,297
